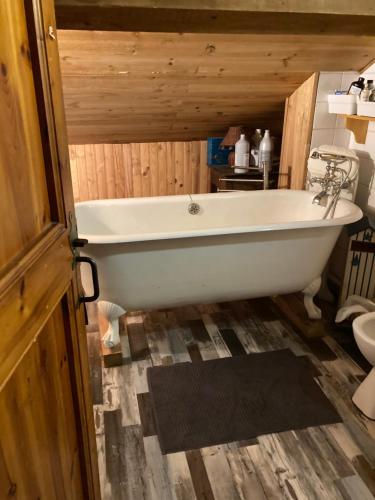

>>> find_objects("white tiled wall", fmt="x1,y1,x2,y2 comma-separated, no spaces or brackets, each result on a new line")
312,67,375,284
310,72,355,150
312,66,375,217
349,63,375,217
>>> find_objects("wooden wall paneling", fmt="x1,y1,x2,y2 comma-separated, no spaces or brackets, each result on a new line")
123,143,134,198
191,141,200,194
140,143,151,197
70,145,79,202
174,142,183,195
69,140,211,202
76,145,88,201
114,143,123,197
103,144,115,199
113,143,124,198
157,142,168,195
111,143,120,197
294,73,319,189
87,144,96,198
279,98,293,189
199,141,209,193
86,145,94,198
184,142,192,194
153,143,160,195
86,144,99,200
95,143,107,200
166,142,175,195
278,97,292,190
149,142,158,196
131,143,142,197
278,73,318,190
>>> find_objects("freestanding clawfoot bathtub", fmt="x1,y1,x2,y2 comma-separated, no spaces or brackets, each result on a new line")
76,190,362,320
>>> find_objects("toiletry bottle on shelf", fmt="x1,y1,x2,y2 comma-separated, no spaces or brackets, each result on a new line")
250,129,262,167
251,129,262,149
258,130,272,173
347,77,365,96
360,82,371,102
368,80,375,102
234,133,249,173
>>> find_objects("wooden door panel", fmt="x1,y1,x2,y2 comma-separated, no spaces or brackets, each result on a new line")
0,298,83,499
0,227,71,389
0,0,100,497
0,0,52,271
30,2,101,495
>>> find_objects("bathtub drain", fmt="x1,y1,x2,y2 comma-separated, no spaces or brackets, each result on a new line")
187,194,201,215
188,202,201,215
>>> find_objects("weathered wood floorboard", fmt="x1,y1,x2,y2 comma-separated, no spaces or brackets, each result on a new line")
89,297,375,499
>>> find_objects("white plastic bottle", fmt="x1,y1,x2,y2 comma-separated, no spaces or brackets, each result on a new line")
258,130,272,172
234,134,249,173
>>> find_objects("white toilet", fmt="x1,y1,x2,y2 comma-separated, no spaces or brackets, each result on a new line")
352,312,375,419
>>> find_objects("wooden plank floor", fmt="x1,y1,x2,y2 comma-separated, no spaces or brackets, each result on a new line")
87,296,375,500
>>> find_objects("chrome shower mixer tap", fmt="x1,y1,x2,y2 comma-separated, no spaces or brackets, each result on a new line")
308,151,354,218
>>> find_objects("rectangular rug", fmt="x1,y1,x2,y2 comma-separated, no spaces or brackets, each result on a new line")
147,349,341,454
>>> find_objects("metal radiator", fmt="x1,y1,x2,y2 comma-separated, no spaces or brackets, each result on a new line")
340,218,375,304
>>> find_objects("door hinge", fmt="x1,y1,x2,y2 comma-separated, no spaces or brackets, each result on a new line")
48,25,56,40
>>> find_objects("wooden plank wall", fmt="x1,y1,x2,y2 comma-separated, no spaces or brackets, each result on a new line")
278,73,318,190
69,141,210,202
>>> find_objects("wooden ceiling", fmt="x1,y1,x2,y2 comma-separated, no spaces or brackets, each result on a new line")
56,1,375,35
59,30,375,144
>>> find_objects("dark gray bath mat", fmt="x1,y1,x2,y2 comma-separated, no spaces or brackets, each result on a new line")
147,349,341,454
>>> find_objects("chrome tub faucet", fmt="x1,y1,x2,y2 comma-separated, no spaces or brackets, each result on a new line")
308,151,355,218
312,191,329,206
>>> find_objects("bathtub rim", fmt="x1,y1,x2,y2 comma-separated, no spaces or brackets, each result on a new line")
75,190,363,244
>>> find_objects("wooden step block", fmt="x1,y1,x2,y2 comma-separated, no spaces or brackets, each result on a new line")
272,293,327,339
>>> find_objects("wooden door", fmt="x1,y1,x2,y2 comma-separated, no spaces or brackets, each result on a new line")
278,73,319,189
0,0,100,498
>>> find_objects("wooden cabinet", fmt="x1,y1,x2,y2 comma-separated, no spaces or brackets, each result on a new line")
0,1,100,497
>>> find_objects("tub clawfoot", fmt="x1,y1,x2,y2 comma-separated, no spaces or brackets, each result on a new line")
97,300,126,348
302,276,322,320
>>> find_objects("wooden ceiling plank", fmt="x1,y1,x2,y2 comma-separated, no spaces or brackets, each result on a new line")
55,2,375,35
58,30,375,144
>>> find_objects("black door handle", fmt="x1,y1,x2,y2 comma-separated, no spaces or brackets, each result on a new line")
76,256,100,303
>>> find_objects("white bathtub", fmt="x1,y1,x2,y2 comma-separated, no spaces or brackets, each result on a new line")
76,190,362,318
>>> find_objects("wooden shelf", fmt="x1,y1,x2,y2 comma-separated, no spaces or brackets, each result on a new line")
343,114,375,144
